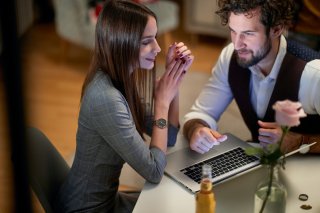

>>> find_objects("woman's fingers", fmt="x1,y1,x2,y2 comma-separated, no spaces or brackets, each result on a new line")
177,49,191,60
166,41,194,66
165,58,183,77
183,54,194,70
165,42,177,68
175,41,185,49
165,56,193,85
168,58,187,82
161,41,194,89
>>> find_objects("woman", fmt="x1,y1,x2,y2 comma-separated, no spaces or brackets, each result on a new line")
54,0,194,212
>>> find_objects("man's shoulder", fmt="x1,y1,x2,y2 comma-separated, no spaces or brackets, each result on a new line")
305,59,320,72
221,43,235,56
218,43,235,63
307,59,320,66
301,59,320,84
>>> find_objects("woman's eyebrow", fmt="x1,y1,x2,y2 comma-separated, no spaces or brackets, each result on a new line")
141,34,158,39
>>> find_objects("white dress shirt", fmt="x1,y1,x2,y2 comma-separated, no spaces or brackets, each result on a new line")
184,36,320,130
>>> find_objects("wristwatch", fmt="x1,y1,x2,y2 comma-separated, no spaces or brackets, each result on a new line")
153,118,167,129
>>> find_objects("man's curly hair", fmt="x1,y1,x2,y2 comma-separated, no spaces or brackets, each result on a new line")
216,0,297,31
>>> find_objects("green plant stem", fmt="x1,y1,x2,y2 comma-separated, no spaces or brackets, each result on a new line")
259,164,275,213
254,126,290,212
278,127,289,148
279,127,289,168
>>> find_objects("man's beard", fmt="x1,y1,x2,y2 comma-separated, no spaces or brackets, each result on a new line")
236,38,272,68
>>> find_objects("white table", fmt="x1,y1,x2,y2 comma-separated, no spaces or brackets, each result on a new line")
133,134,320,213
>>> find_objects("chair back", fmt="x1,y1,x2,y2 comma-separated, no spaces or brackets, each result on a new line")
287,39,320,61
27,127,70,213
52,0,96,49
51,0,179,49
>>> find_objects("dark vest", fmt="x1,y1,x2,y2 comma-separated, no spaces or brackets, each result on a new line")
228,49,320,141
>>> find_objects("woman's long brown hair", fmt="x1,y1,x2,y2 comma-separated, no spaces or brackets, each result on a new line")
81,0,157,138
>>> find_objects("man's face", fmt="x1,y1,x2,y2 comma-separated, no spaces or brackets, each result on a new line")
229,9,272,68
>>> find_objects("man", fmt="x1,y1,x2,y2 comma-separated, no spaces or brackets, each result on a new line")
183,0,320,154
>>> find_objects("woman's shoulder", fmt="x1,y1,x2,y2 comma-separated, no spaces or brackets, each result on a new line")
90,71,112,88
79,71,131,123
83,71,124,106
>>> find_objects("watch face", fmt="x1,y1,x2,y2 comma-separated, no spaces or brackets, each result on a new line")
155,118,167,129
158,118,166,127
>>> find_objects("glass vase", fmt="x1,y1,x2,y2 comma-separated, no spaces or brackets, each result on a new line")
254,164,287,213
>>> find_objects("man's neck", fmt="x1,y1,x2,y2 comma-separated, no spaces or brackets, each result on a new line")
257,37,281,76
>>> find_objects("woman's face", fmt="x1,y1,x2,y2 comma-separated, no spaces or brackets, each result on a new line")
139,16,161,69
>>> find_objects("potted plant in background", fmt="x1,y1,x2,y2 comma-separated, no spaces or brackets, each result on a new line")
246,100,307,213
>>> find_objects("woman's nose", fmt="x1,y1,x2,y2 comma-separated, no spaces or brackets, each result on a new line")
154,40,161,53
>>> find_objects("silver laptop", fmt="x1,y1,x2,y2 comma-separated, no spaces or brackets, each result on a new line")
164,133,261,193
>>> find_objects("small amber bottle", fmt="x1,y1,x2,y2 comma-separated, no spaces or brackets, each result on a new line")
195,164,216,213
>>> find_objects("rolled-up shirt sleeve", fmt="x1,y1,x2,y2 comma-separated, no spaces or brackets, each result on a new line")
299,59,320,115
183,44,235,130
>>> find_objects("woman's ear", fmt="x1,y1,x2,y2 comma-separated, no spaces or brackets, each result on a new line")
270,25,284,38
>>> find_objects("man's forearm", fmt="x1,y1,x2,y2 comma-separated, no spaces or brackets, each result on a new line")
281,131,320,154
183,119,210,141
301,133,320,153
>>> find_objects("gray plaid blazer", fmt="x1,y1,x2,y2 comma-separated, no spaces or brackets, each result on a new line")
54,71,178,212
